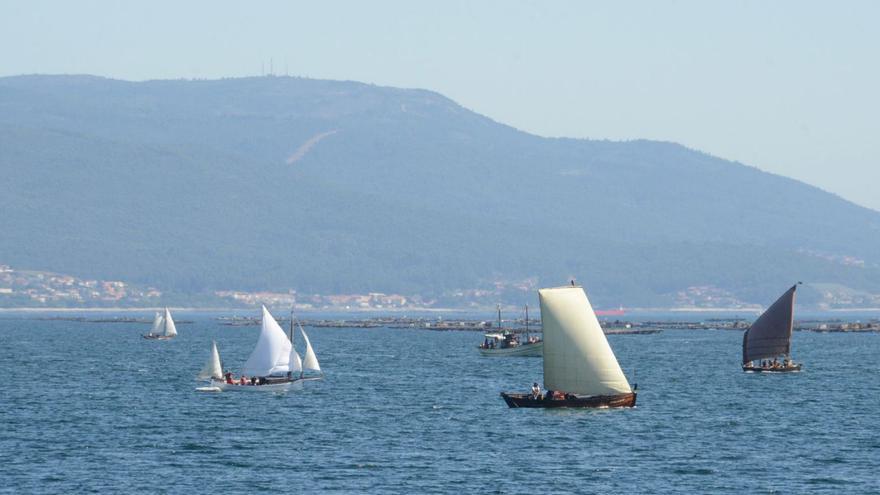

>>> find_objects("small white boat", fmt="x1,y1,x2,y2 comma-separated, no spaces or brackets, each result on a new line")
209,306,322,391
479,333,543,356
144,308,177,340
478,305,542,357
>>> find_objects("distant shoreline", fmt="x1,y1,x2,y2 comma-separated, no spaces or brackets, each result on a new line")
0,306,463,313
2,306,879,314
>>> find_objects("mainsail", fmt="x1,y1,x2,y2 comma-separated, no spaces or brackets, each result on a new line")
148,312,163,336
163,308,178,337
742,285,797,365
197,341,223,380
301,326,321,373
539,286,631,396
242,306,292,377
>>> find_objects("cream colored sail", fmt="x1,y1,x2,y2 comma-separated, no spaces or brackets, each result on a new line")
148,312,163,336
197,341,223,380
242,306,293,376
300,326,321,372
539,286,631,396
163,308,178,337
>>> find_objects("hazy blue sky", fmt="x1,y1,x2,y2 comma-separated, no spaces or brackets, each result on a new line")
2,0,878,210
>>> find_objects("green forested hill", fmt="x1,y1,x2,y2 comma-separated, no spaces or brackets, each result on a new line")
1,74,878,307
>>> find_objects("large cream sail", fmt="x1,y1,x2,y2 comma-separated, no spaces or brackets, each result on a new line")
242,306,293,376
163,308,178,337
539,286,631,396
301,327,321,372
197,341,223,380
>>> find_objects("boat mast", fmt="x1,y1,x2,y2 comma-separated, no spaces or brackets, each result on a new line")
289,309,294,344
525,304,529,341
788,282,801,359
497,304,502,333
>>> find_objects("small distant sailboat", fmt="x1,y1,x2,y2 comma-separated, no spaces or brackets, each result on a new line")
501,284,637,408
478,304,543,357
143,308,177,340
742,284,803,373
211,306,322,391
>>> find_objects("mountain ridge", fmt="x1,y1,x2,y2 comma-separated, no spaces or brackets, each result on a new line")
1,74,878,308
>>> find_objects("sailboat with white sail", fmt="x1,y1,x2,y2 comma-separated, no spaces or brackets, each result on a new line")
742,283,803,373
211,306,322,391
143,308,178,340
501,284,637,408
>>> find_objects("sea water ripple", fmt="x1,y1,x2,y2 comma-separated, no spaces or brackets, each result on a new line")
0,317,878,493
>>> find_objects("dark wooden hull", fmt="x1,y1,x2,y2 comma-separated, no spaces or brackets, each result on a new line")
501,391,636,408
742,364,802,373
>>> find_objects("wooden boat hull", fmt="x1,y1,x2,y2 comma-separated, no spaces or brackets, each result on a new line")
478,341,543,357
501,391,636,408
210,376,322,392
742,364,802,373
143,335,174,340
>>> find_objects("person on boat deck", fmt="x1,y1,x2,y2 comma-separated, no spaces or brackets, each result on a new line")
225,372,234,385
531,382,541,399
239,376,247,385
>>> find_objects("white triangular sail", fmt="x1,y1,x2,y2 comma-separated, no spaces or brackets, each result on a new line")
163,308,178,337
289,345,303,374
300,326,321,373
242,306,292,377
197,341,223,380
289,313,303,374
147,312,163,336
539,286,631,396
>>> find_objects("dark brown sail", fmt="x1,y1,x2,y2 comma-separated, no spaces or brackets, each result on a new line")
742,284,797,365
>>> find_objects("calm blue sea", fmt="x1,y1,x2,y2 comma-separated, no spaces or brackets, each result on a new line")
0,315,878,494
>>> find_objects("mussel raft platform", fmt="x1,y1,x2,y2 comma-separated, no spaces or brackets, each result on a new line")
216,316,880,333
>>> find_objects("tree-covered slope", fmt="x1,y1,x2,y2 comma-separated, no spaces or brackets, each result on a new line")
1,75,878,306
